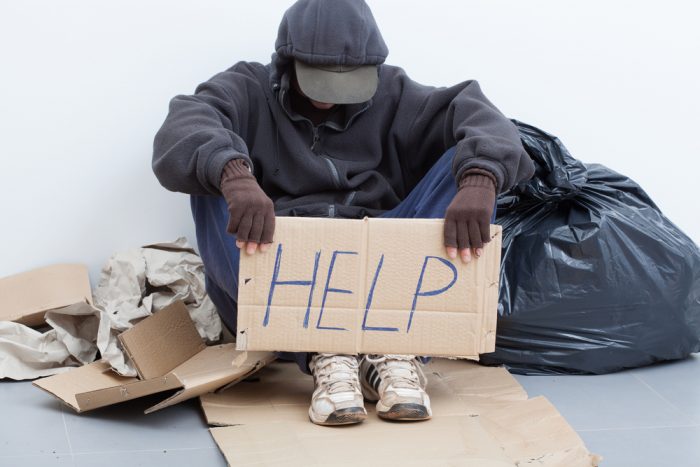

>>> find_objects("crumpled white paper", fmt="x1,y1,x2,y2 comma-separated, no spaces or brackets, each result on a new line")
0,238,222,380
0,302,99,380
93,238,221,376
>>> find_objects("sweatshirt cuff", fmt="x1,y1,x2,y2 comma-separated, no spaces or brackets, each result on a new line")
454,159,505,194
459,168,497,190
206,148,253,194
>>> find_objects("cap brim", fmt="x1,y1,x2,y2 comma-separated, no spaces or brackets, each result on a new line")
295,61,378,105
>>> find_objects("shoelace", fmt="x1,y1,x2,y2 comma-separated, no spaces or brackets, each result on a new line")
365,354,423,390
313,354,360,394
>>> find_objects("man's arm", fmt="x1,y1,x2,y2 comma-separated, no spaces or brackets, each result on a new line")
152,62,275,253
394,76,533,193
391,72,535,261
152,63,259,195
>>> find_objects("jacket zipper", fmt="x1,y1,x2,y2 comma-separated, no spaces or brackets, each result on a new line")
343,190,357,206
309,125,341,188
322,157,341,188
310,126,321,153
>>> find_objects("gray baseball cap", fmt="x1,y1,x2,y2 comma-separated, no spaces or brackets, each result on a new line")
294,60,379,105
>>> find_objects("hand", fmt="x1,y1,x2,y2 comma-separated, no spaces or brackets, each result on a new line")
220,159,275,255
443,169,496,263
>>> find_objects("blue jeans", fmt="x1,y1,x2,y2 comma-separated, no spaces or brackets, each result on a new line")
191,147,496,373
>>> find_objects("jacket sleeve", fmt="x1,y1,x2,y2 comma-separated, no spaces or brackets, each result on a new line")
152,63,260,195
393,72,534,194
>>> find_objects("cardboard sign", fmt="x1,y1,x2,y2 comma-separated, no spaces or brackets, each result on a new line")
236,217,501,357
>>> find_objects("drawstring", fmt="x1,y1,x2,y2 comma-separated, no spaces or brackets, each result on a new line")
264,84,282,177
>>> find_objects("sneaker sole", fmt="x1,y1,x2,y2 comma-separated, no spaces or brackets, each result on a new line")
309,407,367,426
377,403,431,421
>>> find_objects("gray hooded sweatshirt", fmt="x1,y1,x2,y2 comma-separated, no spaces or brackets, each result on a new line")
152,0,535,218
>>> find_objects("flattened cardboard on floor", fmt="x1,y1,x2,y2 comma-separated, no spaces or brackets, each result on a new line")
237,217,501,358
0,264,92,326
33,300,274,413
201,360,601,466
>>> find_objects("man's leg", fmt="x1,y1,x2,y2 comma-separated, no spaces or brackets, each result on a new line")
190,194,311,374
381,146,497,223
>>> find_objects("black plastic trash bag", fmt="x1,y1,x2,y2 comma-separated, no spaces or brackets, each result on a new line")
480,121,700,375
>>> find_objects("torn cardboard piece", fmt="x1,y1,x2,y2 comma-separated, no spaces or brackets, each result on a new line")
33,301,274,413
237,217,501,358
0,264,99,380
0,263,92,326
201,360,601,467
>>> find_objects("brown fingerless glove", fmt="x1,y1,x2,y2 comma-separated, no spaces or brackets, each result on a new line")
220,159,275,244
443,168,497,250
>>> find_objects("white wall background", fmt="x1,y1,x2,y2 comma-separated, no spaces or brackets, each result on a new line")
1,0,698,285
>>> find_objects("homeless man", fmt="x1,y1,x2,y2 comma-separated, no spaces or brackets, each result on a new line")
152,0,535,426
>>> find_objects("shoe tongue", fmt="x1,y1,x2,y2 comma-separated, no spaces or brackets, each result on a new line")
326,370,356,393
383,361,419,388
320,360,358,393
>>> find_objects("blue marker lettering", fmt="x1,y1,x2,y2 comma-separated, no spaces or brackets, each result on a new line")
262,244,321,327
361,254,398,332
407,256,458,332
316,250,358,331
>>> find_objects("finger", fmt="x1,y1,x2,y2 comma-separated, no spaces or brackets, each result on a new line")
443,216,458,250
260,243,271,253
468,220,483,249
459,247,472,264
456,221,471,263
235,240,244,249
445,246,457,260
247,213,265,244
236,211,253,242
475,247,483,258
245,242,259,255
480,216,491,245
261,207,275,244
226,206,245,236
456,219,469,250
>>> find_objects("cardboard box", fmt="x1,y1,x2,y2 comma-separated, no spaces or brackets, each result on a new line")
201,359,601,466
33,300,274,413
0,264,92,326
237,217,501,358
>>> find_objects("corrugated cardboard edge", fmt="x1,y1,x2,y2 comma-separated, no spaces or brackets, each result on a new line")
481,225,501,353
33,345,275,414
142,239,197,255
144,348,276,414
0,263,92,326
118,300,206,380
32,360,182,412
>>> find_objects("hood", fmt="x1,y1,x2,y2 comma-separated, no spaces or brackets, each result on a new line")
270,0,389,88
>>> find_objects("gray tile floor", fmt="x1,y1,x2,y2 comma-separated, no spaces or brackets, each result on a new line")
1,354,698,467
514,354,700,467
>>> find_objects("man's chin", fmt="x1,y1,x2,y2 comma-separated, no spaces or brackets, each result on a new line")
310,100,336,110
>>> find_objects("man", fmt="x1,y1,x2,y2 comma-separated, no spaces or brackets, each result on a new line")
153,0,534,426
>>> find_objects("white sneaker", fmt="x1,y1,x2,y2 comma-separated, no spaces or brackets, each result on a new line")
308,353,367,426
360,354,432,421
